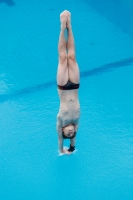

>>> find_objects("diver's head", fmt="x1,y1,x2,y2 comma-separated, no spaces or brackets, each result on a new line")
62,124,76,139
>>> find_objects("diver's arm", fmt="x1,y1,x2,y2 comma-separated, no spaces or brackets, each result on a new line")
70,137,76,147
56,116,66,153
57,124,63,153
70,124,78,150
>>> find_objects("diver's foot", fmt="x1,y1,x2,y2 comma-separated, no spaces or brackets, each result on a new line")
60,10,67,30
66,11,71,29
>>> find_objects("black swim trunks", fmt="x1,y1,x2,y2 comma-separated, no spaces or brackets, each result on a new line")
58,80,80,90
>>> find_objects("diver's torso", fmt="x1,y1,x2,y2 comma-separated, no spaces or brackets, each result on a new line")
57,89,80,127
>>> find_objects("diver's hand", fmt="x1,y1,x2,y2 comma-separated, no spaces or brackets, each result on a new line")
59,148,68,155
63,147,73,155
62,148,68,154
59,147,73,155
67,151,73,155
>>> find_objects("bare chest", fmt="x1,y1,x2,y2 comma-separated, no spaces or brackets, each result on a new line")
58,108,80,127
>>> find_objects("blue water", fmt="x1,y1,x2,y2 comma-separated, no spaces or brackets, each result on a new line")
0,0,133,200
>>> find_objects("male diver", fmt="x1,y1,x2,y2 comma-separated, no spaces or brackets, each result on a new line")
56,10,80,155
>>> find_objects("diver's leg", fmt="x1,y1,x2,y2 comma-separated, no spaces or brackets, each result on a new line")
57,11,68,86
67,11,80,83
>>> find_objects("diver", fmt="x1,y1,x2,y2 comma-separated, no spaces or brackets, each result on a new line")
56,10,80,155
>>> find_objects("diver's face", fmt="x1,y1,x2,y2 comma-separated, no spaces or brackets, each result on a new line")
63,124,75,137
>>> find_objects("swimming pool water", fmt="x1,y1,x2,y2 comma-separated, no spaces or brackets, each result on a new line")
0,0,133,200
